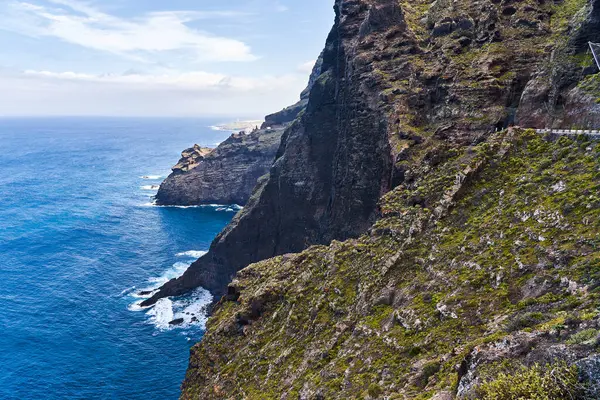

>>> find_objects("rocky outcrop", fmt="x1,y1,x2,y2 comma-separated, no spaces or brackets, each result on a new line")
155,128,284,206
155,57,325,207
169,0,600,397
142,2,396,306
181,129,600,399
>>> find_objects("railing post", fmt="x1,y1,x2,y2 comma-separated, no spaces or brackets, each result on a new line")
590,42,600,71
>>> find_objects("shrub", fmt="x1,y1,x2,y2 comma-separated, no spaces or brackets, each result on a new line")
506,312,545,332
567,329,599,345
477,362,587,400
367,383,382,398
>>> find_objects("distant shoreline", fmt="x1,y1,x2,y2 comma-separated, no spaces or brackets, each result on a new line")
210,119,263,133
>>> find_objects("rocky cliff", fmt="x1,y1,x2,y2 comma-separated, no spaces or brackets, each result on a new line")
145,0,600,304
155,128,284,206
150,0,600,396
183,128,600,399
155,55,324,207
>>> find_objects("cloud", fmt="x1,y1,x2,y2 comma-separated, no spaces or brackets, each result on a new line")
0,0,257,63
22,69,302,92
297,60,316,74
274,3,289,12
0,68,308,117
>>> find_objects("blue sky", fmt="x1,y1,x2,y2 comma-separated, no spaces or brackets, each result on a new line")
0,0,333,117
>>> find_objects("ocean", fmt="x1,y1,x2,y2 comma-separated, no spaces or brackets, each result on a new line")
0,117,239,399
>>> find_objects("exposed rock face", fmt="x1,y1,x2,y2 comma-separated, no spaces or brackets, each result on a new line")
155,128,284,206
182,129,600,399
142,6,396,305
147,0,600,305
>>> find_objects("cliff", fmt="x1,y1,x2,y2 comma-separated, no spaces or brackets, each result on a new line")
155,54,324,207
145,0,600,304
155,129,284,206
152,0,600,396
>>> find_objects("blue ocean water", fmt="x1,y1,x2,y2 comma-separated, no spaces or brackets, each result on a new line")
0,118,239,399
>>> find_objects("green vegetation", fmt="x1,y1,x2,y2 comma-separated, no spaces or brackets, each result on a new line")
477,363,587,400
567,328,599,345
181,129,600,399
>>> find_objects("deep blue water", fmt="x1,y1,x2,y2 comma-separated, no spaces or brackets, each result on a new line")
0,118,238,399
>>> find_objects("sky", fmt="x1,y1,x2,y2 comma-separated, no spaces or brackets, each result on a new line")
0,0,334,117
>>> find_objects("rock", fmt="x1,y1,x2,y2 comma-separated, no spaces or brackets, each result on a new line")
577,354,600,392
154,127,284,207
168,318,185,326
431,391,454,400
143,0,394,305
171,145,213,173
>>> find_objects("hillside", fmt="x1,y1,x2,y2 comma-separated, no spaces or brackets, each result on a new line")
146,0,600,397
183,129,600,399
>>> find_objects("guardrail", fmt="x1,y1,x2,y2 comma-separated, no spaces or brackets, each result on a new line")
535,129,600,137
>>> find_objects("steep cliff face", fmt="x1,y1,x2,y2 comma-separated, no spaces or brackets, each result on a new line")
155,128,284,206
169,0,600,397
146,0,600,307
142,3,396,305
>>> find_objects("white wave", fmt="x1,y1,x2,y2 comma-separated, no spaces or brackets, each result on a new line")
176,250,207,258
140,185,160,191
120,286,136,296
139,202,243,211
148,262,190,286
126,257,213,330
146,298,174,329
140,175,162,180
128,300,153,312
171,288,213,328
129,289,157,299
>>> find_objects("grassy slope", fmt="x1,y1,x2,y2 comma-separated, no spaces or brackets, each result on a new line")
182,129,600,398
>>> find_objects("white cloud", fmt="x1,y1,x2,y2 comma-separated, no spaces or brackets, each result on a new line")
22,69,303,92
274,3,289,12
0,0,257,63
297,60,316,74
0,68,307,117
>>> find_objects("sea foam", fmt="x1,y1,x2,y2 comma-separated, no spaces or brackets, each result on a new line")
139,201,243,211
126,253,212,330
176,250,208,258
147,262,190,286
146,298,174,329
